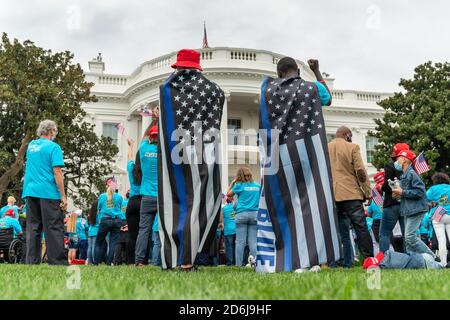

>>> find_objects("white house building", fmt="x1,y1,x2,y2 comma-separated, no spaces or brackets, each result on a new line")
81,47,391,196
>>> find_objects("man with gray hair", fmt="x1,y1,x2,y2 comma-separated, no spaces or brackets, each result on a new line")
22,119,68,265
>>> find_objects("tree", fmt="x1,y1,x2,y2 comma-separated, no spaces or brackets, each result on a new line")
370,61,450,182
0,33,118,209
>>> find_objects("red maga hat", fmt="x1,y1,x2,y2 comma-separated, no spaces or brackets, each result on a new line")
4,209,15,217
171,49,203,71
391,143,410,158
398,149,416,162
149,125,158,139
373,171,385,184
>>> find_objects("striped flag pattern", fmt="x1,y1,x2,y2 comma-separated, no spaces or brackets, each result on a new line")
432,206,447,222
158,69,225,269
115,123,125,136
413,152,431,175
371,187,383,206
256,76,341,272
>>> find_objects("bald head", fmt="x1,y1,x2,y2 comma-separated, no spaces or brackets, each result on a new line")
336,126,353,142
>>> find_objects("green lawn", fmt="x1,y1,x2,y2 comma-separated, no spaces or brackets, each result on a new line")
1,264,449,300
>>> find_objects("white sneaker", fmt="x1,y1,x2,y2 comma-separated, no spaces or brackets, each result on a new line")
247,255,256,268
309,265,321,273
294,268,309,273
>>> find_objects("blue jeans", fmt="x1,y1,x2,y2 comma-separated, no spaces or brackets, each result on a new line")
78,239,88,260
224,234,236,266
235,211,257,266
380,205,405,253
94,217,122,265
135,196,157,264
404,212,434,255
87,236,96,264
151,231,161,266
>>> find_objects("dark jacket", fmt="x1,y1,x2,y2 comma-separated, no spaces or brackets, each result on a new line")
399,166,428,217
382,162,402,208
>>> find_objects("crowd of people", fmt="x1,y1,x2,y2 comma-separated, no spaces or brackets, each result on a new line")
0,48,449,272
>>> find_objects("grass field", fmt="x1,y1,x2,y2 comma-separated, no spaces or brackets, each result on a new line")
1,264,449,300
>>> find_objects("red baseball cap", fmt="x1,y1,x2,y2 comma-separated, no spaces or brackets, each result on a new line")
4,209,15,217
171,49,203,71
373,171,385,184
391,143,410,158
398,149,416,162
149,125,158,139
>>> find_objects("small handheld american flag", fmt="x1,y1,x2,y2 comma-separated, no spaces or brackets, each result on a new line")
413,152,431,175
371,187,383,206
432,206,447,222
115,123,125,136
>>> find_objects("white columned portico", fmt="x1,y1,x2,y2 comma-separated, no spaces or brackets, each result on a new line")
221,92,230,193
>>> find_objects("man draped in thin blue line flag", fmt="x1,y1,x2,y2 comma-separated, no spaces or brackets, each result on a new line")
257,57,342,273
158,49,225,271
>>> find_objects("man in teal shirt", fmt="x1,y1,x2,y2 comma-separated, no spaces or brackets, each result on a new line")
22,120,67,265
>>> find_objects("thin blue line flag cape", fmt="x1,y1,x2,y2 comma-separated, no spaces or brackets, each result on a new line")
256,76,341,272
158,69,225,269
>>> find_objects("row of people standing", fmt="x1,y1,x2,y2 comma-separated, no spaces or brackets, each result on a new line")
85,122,160,266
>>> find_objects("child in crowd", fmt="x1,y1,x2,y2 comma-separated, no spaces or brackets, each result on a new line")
392,150,435,257
221,196,236,266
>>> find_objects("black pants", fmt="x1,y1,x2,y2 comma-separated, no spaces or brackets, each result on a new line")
372,219,381,243
126,195,142,264
25,197,68,265
336,200,374,266
114,241,127,265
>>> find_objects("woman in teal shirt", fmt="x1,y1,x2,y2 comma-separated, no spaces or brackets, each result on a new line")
227,166,261,267
426,172,450,267
87,200,99,264
94,177,123,265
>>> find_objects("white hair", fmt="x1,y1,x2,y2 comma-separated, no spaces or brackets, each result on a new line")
36,120,57,136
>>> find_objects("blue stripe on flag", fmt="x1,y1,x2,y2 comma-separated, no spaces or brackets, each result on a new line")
260,77,292,272
163,77,187,265
257,237,275,245
258,246,275,252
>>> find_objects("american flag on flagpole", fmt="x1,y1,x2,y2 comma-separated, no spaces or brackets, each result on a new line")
202,21,209,49
432,206,447,222
139,107,153,117
371,187,383,206
115,123,125,136
413,152,431,174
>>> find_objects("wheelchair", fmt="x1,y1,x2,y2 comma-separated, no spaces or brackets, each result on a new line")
0,228,25,264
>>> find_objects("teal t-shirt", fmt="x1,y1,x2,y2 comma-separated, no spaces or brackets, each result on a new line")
367,201,383,220
22,138,64,200
97,193,123,220
232,182,261,213
120,198,129,221
88,223,99,237
222,203,236,236
427,184,450,216
139,141,158,197
127,160,141,197
315,81,331,106
76,217,88,241
0,205,19,220
0,216,22,238
366,217,373,232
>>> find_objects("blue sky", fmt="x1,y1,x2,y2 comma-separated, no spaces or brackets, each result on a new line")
1,0,449,92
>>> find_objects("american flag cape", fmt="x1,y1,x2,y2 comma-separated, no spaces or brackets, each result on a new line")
158,69,225,269
256,76,341,273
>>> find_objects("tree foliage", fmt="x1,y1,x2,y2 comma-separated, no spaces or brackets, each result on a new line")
0,33,118,210
370,61,450,183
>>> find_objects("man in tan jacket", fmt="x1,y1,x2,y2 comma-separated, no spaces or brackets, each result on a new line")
328,126,373,268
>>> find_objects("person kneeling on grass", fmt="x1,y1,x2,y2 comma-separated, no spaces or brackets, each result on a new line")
363,250,442,270
391,150,436,258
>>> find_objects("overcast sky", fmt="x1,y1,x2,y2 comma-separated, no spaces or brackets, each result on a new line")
1,0,449,92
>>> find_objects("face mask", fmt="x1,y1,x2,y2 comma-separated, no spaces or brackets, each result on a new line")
394,161,403,172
